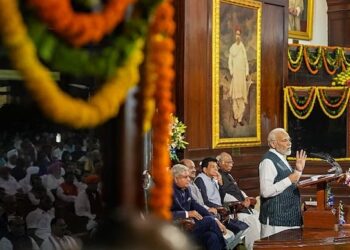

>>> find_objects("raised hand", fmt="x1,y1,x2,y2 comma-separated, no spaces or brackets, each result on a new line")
295,149,307,172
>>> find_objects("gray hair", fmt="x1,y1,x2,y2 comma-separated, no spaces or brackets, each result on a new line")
267,128,287,147
171,164,189,178
216,152,230,162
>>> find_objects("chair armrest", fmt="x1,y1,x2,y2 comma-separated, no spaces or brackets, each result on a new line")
173,218,195,232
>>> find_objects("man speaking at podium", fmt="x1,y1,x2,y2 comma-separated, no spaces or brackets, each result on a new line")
259,128,307,238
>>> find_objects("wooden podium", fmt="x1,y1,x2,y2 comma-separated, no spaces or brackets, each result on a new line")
298,174,342,229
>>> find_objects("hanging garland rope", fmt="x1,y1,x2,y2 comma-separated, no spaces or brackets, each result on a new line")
285,86,350,120
26,0,135,47
149,0,175,220
285,87,317,119
288,44,303,72
303,47,320,75
24,12,147,78
288,44,350,75
322,47,341,75
317,87,350,119
0,0,144,128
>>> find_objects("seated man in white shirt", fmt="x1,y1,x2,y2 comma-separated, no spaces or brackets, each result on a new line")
0,167,22,196
40,217,81,250
259,128,307,238
0,216,39,250
26,195,55,245
216,152,261,250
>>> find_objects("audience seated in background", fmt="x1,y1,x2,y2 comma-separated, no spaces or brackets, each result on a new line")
57,172,79,203
19,166,40,193
0,194,18,239
5,149,18,170
40,217,81,250
74,175,102,234
28,174,55,206
41,161,64,193
0,167,22,196
0,216,39,250
170,164,227,250
26,195,55,245
217,152,261,250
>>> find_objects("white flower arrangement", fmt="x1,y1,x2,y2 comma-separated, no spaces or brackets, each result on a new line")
170,115,188,161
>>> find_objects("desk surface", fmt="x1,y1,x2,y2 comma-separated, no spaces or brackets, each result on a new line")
254,227,350,249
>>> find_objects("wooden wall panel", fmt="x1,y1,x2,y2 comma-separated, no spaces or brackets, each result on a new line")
327,0,350,47
182,0,211,150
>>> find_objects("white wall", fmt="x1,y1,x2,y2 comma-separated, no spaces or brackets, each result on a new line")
288,0,328,46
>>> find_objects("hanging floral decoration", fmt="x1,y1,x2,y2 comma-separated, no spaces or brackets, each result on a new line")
0,0,145,128
148,0,176,220
24,14,147,77
303,47,323,75
169,115,188,162
284,86,350,120
288,44,350,75
288,44,303,72
332,68,350,86
26,0,135,47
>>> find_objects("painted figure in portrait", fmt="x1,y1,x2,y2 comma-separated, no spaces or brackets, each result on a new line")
289,0,304,31
228,27,249,128
219,3,257,139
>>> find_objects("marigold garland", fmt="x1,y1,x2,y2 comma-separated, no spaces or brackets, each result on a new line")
149,0,175,220
285,87,316,119
289,87,315,110
0,0,144,128
317,87,350,119
288,44,350,76
318,88,348,108
285,86,350,120
303,47,319,75
26,0,135,47
25,13,146,77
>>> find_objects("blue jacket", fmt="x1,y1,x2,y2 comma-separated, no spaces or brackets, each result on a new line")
171,183,211,220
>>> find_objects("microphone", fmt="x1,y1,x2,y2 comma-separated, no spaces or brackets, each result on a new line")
309,152,328,160
310,152,343,175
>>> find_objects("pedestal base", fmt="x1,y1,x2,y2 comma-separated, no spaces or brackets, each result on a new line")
303,209,337,229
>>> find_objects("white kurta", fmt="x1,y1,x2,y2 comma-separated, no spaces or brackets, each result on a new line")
259,149,301,238
228,41,249,123
289,0,304,31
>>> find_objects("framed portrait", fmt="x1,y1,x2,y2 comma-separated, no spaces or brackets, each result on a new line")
288,0,314,40
212,0,261,148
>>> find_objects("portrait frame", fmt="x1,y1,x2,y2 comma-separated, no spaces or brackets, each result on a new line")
212,0,261,148
288,0,314,40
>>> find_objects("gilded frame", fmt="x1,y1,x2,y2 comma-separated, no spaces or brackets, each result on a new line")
288,0,314,40
212,0,261,148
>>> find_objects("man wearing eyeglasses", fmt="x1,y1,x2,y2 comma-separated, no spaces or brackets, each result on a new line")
259,128,307,238
217,152,261,250
171,164,227,250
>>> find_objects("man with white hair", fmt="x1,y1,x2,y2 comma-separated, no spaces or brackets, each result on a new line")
171,164,227,250
216,152,260,250
259,128,307,238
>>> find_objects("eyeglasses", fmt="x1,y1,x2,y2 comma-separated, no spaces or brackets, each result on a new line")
177,175,190,179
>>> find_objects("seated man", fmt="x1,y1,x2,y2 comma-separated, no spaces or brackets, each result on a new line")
194,157,251,249
217,152,261,250
171,164,227,250
40,217,81,250
180,159,217,215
